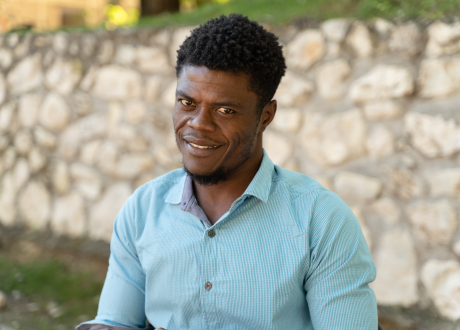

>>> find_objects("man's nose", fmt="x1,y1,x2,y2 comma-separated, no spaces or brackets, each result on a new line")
187,107,216,132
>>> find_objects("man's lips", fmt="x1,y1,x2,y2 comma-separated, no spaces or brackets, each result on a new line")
183,137,223,149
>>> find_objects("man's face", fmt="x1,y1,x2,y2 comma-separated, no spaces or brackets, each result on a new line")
173,65,266,183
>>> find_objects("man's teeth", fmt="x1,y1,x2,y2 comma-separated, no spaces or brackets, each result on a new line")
189,142,217,149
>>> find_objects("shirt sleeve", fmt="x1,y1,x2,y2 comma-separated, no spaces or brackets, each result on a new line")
303,189,378,330
79,194,148,328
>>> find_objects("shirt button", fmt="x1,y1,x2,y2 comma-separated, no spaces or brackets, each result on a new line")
205,282,212,290
208,230,216,238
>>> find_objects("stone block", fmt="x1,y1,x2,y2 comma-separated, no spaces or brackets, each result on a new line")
97,40,114,64
0,102,15,134
136,46,170,73
51,160,70,195
115,153,154,179
89,182,132,242
0,172,17,226
0,48,12,69
263,131,293,166
18,93,41,128
366,125,395,159
421,259,460,321
79,65,97,92
14,129,33,155
286,29,325,70
144,75,164,104
426,21,460,57
274,71,314,107
7,54,42,94
334,171,383,201
51,192,86,238
386,167,425,200
388,22,423,57
406,199,457,246
52,32,68,54
92,65,143,100
80,140,102,166
363,100,403,121
346,22,373,57
301,108,366,166
19,181,51,230
404,112,460,158
70,163,102,201
124,99,147,124
316,59,351,101
39,93,70,132
417,58,460,98
454,240,460,257
321,19,350,42
34,126,57,149
45,58,83,96
349,65,414,103
369,197,401,225
13,158,30,191
271,108,302,133
426,168,460,197
115,44,136,65
0,74,5,105
58,126,80,161
96,141,119,176
370,228,419,307
28,147,47,173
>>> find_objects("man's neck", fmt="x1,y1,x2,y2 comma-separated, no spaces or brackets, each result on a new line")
192,150,263,225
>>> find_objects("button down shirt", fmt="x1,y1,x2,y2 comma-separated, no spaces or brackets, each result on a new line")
79,150,377,330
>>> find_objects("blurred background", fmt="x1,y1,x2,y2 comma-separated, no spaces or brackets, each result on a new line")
1,0,460,329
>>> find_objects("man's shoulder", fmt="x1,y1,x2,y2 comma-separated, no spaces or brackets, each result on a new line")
133,168,185,199
273,165,328,199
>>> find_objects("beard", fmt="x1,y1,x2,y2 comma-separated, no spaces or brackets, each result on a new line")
183,164,228,186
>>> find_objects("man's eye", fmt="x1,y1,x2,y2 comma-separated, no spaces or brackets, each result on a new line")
217,107,235,114
180,99,194,107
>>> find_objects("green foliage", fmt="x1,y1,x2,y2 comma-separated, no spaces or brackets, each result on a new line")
137,0,460,27
0,257,104,326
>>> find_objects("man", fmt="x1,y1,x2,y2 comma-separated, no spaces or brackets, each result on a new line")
79,14,377,330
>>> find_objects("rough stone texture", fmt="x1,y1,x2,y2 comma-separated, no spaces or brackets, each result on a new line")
371,228,419,307
406,199,457,246
366,125,395,159
89,182,132,242
51,161,70,195
346,22,373,57
98,40,114,64
316,59,351,100
426,168,460,197
418,58,460,98
363,100,403,121
136,46,170,73
28,147,46,173
264,131,293,166
124,100,147,125
369,197,401,225
405,112,460,158
14,129,33,155
92,66,143,100
7,54,42,95
286,29,325,70
0,102,15,133
421,259,460,321
271,108,302,133
0,74,5,105
34,126,57,149
334,171,383,201
18,181,51,230
388,22,423,57
386,167,426,200
349,65,414,103
0,48,13,69
39,93,71,132
18,93,41,128
301,108,366,166
0,172,17,226
426,21,460,57
453,240,460,257
115,44,136,65
45,58,82,96
115,153,154,179
321,19,350,42
275,71,314,107
13,158,30,191
69,163,102,201
53,32,68,54
51,192,86,238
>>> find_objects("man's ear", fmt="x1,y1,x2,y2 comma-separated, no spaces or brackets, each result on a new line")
259,100,277,133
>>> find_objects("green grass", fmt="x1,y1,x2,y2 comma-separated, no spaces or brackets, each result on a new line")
0,257,104,328
137,0,460,28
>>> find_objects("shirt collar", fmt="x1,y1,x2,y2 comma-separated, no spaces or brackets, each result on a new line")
165,149,274,204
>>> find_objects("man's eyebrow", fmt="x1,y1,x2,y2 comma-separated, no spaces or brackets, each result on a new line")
176,90,195,101
176,90,243,108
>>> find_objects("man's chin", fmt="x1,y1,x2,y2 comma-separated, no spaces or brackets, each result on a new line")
183,165,228,186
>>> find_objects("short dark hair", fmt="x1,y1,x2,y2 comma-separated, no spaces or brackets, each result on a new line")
176,14,286,113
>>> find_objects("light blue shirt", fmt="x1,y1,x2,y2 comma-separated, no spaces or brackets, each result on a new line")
80,151,377,330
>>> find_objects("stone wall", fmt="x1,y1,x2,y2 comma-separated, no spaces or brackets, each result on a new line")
0,19,460,321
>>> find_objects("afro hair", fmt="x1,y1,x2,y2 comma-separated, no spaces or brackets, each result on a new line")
176,14,286,112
